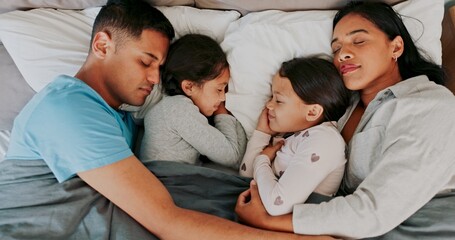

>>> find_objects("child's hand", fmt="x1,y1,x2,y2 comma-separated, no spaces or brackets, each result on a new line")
213,102,229,115
260,140,284,162
256,108,277,135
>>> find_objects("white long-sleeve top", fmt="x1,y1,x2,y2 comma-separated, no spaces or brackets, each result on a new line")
293,76,455,238
239,122,346,216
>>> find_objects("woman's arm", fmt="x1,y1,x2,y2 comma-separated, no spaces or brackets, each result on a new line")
236,180,294,232
78,156,332,239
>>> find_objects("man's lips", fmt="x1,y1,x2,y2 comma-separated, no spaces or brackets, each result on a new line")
340,64,360,75
140,86,152,94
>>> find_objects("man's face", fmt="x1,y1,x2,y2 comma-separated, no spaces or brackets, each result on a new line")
103,29,170,108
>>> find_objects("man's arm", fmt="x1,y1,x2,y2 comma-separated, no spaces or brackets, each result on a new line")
78,156,332,239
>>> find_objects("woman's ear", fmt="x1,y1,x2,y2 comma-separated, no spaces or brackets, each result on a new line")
181,80,194,96
306,104,324,122
391,35,404,60
92,31,113,59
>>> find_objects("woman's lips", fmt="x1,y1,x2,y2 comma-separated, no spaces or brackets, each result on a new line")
340,64,360,75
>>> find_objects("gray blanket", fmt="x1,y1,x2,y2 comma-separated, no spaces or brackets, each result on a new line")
1,159,454,239
0,159,251,239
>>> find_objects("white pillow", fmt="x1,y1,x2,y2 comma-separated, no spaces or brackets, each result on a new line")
0,6,240,93
222,0,444,138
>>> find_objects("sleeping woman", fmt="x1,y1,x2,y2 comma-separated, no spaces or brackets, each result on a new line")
139,34,246,169
236,1,455,239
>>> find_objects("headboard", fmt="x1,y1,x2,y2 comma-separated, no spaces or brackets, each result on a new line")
442,5,455,92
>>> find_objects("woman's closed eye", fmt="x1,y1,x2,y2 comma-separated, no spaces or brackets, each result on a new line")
331,44,341,54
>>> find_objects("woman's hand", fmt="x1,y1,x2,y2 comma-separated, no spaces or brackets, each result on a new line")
256,108,277,136
236,180,294,233
236,180,271,229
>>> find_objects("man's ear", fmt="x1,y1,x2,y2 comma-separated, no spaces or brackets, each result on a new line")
181,80,194,96
91,31,113,59
391,35,404,60
305,104,324,122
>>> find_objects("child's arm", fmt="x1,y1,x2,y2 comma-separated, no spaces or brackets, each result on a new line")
169,99,246,168
254,126,346,216
239,130,272,177
239,108,275,177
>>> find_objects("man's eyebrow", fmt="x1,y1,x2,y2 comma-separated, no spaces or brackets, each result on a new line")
331,29,369,45
143,52,159,61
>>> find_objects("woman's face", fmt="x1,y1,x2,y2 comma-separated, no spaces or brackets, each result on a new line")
331,14,401,95
190,67,229,117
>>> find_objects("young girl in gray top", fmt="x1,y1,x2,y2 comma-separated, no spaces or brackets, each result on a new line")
139,34,246,169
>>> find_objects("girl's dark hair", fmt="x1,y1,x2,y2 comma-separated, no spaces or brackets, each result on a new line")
279,56,352,122
91,0,175,49
161,34,229,96
333,1,445,85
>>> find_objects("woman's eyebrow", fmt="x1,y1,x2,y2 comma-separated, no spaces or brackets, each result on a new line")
331,29,369,45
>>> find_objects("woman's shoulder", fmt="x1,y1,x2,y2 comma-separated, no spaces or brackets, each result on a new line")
391,75,454,100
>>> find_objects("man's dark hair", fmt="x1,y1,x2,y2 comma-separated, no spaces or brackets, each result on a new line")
90,0,174,50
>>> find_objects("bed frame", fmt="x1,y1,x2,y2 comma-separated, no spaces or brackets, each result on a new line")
442,5,455,92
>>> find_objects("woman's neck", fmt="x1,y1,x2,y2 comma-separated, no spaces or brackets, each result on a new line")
360,69,402,107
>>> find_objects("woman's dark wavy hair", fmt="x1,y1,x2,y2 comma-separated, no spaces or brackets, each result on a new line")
161,34,228,96
333,1,445,85
90,0,175,50
279,56,352,122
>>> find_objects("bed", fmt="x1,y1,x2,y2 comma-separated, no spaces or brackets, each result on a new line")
0,0,454,238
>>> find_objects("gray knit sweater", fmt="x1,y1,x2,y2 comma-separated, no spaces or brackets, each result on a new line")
139,95,246,169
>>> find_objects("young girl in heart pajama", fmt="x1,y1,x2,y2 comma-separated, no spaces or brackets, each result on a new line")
239,56,351,216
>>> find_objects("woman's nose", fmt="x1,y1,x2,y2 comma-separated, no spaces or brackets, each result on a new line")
337,47,353,62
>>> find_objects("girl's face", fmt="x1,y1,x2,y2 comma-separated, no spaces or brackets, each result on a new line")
190,67,229,117
331,13,401,95
266,73,315,133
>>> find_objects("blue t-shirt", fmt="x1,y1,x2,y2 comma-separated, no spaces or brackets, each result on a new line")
6,75,137,182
